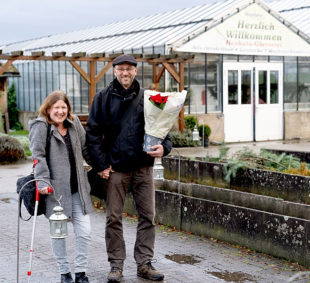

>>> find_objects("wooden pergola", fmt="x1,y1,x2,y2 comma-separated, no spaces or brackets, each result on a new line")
0,50,194,131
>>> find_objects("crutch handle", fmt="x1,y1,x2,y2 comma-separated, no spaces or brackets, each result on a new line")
47,187,53,193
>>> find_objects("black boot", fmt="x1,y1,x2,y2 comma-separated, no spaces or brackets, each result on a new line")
61,272,74,283
75,272,89,283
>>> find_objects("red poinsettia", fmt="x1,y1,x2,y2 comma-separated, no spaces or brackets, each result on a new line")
149,93,168,110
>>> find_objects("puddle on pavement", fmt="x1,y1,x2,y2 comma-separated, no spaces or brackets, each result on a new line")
208,271,258,283
0,198,17,204
165,254,202,265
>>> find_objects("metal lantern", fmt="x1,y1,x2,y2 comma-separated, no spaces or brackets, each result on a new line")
153,160,164,180
49,206,68,239
192,125,200,141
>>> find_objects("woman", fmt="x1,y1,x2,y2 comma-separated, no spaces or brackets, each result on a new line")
29,90,93,283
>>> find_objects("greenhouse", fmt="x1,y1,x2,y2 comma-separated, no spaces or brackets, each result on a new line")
1,0,310,142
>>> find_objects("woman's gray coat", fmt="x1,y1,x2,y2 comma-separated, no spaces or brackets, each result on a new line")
29,115,94,219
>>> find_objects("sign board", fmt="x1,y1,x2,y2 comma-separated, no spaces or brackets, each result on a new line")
175,3,310,56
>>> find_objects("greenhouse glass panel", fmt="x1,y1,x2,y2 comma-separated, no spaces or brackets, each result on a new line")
40,61,47,103
66,62,80,112
80,62,89,113
29,62,35,112
284,57,297,110
59,61,67,94
52,61,60,91
207,54,220,112
142,62,153,90
24,63,30,111
73,63,82,112
298,57,310,110
96,62,106,92
189,54,205,113
34,61,41,110
19,64,25,111
135,61,143,88
46,61,53,95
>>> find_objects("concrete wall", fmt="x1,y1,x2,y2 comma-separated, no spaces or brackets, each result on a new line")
284,111,310,139
122,181,310,267
19,111,38,130
188,111,310,142
186,113,224,143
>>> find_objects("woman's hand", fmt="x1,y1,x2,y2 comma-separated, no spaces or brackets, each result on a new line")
39,186,52,195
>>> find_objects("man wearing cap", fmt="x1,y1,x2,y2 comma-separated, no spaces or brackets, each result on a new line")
86,54,172,282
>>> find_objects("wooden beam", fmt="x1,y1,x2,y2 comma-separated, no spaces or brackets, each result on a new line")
154,66,165,84
69,61,90,84
89,61,96,107
0,60,15,76
72,52,87,58
163,62,180,83
31,51,45,57
0,54,194,63
95,61,113,83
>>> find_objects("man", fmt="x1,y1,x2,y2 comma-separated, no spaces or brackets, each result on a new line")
86,54,172,282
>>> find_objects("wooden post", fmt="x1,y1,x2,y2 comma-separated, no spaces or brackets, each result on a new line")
153,64,160,91
89,61,96,108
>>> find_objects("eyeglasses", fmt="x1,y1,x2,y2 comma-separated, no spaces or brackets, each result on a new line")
115,66,136,73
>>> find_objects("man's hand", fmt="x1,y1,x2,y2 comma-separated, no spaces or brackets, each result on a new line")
97,166,114,179
147,144,164,158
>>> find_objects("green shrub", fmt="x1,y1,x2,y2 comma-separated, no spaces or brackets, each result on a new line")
198,124,211,138
169,129,201,147
0,135,26,162
8,82,23,130
184,116,198,131
13,135,30,153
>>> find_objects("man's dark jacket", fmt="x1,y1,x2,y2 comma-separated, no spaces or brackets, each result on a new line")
86,78,172,173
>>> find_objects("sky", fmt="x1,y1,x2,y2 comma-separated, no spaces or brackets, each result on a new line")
1,0,221,46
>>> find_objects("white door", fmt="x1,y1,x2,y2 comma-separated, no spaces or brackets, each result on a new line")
223,62,283,142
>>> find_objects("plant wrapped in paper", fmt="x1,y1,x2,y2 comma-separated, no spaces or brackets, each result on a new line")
143,90,187,151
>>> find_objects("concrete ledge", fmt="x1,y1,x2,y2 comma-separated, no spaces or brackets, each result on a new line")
157,179,310,220
122,181,310,267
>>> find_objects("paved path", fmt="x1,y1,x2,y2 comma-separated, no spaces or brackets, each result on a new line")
1,149,310,282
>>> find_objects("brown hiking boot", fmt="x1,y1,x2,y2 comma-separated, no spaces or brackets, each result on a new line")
107,266,123,282
137,261,164,281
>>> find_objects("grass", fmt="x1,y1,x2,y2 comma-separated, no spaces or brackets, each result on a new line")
10,130,29,136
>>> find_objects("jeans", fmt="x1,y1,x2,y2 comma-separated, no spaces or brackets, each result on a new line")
105,166,155,267
51,192,91,274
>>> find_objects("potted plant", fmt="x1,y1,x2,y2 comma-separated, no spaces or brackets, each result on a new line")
198,124,211,147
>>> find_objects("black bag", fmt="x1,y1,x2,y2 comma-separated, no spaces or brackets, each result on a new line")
87,168,106,200
16,123,51,220
16,174,46,219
